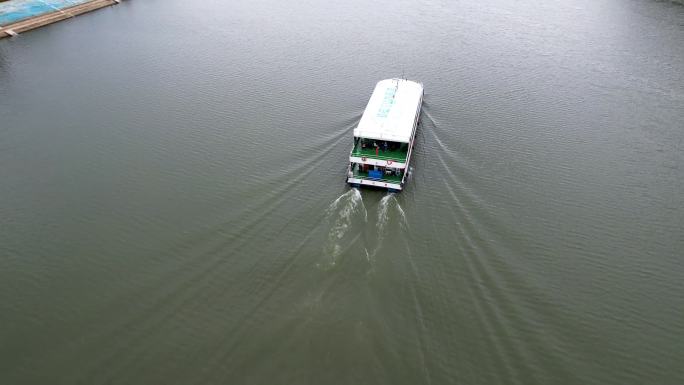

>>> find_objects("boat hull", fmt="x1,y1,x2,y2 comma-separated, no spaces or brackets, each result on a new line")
347,177,402,191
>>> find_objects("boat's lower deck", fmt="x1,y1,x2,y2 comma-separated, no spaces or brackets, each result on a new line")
347,163,404,190
350,169,402,183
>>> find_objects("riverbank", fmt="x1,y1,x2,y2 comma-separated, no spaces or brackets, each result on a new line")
0,0,119,39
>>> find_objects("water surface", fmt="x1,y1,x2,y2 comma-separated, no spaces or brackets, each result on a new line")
1,0,683,384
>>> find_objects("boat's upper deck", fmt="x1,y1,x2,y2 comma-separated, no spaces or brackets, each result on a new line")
350,139,408,162
353,78,423,143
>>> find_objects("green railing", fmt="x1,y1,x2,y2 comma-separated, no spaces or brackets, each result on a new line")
350,146,408,162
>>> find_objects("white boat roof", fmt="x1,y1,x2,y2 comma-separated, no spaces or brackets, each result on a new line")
353,78,423,143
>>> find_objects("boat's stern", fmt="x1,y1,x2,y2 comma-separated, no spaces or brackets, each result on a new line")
347,175,402,191
346,163,403,191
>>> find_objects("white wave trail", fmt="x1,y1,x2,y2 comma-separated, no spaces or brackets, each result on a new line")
321,188,366,266
326,188,367,222
370,193,409,260
395,199,408,231
376,193,393,243
377,193,408,236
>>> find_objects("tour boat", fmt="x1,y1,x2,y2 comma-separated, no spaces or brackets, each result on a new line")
346,78,424,192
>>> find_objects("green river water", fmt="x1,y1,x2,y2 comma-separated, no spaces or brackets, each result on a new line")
1,0,683,384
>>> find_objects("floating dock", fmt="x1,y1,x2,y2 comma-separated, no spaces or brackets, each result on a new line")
0,0,120,39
